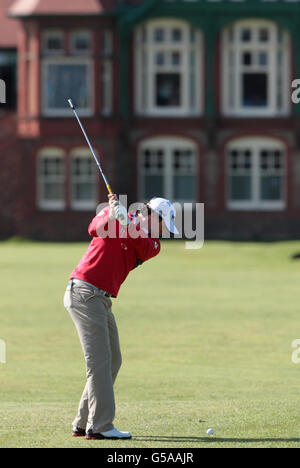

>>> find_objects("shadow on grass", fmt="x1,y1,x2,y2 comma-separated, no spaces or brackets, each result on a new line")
133,435,300,444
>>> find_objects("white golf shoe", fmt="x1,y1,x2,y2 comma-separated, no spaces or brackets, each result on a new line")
101,428,132,439
86,428,132,440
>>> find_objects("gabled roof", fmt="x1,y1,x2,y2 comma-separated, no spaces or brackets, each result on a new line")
0,0,18,47
8,0,119,17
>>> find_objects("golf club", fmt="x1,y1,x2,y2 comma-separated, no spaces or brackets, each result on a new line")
68,99,113,195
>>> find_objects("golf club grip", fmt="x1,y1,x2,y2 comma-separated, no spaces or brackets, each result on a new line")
68,99,75,110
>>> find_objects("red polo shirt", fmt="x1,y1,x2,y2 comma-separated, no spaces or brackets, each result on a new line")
70,206,161,297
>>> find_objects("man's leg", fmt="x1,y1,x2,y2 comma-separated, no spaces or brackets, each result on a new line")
72,382,89,430
107,305,122,384
64,282,116,433
72,306,122,430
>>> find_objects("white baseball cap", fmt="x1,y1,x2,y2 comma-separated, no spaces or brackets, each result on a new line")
147,197,179,235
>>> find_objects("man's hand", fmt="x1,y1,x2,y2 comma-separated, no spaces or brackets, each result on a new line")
108,194,130,226
108,194,118,219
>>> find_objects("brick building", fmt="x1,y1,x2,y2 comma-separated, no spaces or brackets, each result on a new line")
1,0,300,241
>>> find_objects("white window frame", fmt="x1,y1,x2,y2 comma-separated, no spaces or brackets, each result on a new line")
70,148,98,211
135,19,203,117
70,30,92,56
43,30,64,56
37,148,66,211
42,57,94,117
222,19,291,117
226,137,286,211
139,136,198,203
102,29,113,57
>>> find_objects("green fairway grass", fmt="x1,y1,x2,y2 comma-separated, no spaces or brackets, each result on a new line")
1,239,300,448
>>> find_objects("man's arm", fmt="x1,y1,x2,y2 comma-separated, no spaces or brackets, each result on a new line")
88,206,110,237
132,236,161,263
88,194,128,238
109,195,161,262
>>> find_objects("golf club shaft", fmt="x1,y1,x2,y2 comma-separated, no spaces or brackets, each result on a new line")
68,99,113,195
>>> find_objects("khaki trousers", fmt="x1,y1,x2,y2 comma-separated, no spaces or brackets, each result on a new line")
64,280,122,433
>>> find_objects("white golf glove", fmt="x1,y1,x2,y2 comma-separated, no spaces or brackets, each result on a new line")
112,201,130,226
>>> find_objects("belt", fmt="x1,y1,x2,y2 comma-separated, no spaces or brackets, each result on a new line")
68,279,112,298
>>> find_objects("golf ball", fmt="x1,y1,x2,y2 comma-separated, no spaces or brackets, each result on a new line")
206,428,214,436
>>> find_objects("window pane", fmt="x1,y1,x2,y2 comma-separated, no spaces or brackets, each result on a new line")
47,37,62,51
244,150,252,169
75,183,95,201
261,176,281,200
142,149,165,171
145,175,164,199
171,52,181,66
44,32,63,52
0,52,17,110
156,73,181,106
274,150,283,169
242,73,267,107
230,176,251,201
174,176,195,200
229,149,252,172
41,157,63,176
155,52,165,66
44,182,63,200
154,28,164,42
173,150,194,172
241,28,251,42
72,157,92,175
46,64,89,110
73,32,91,53
71,156,96,205
172,28,182,42
259,28,269,42
258,52,268,66
243,52,252,66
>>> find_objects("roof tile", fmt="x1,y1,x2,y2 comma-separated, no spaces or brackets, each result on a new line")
0,0,18,47
9,0,119,16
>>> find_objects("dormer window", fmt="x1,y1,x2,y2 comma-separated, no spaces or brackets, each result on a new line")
70,31,92,56
222,20,290,117
43,30,64,56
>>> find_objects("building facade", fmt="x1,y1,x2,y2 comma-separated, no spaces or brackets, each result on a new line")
1,0,300,240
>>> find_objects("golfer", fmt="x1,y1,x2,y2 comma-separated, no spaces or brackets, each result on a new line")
64,194,178,440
